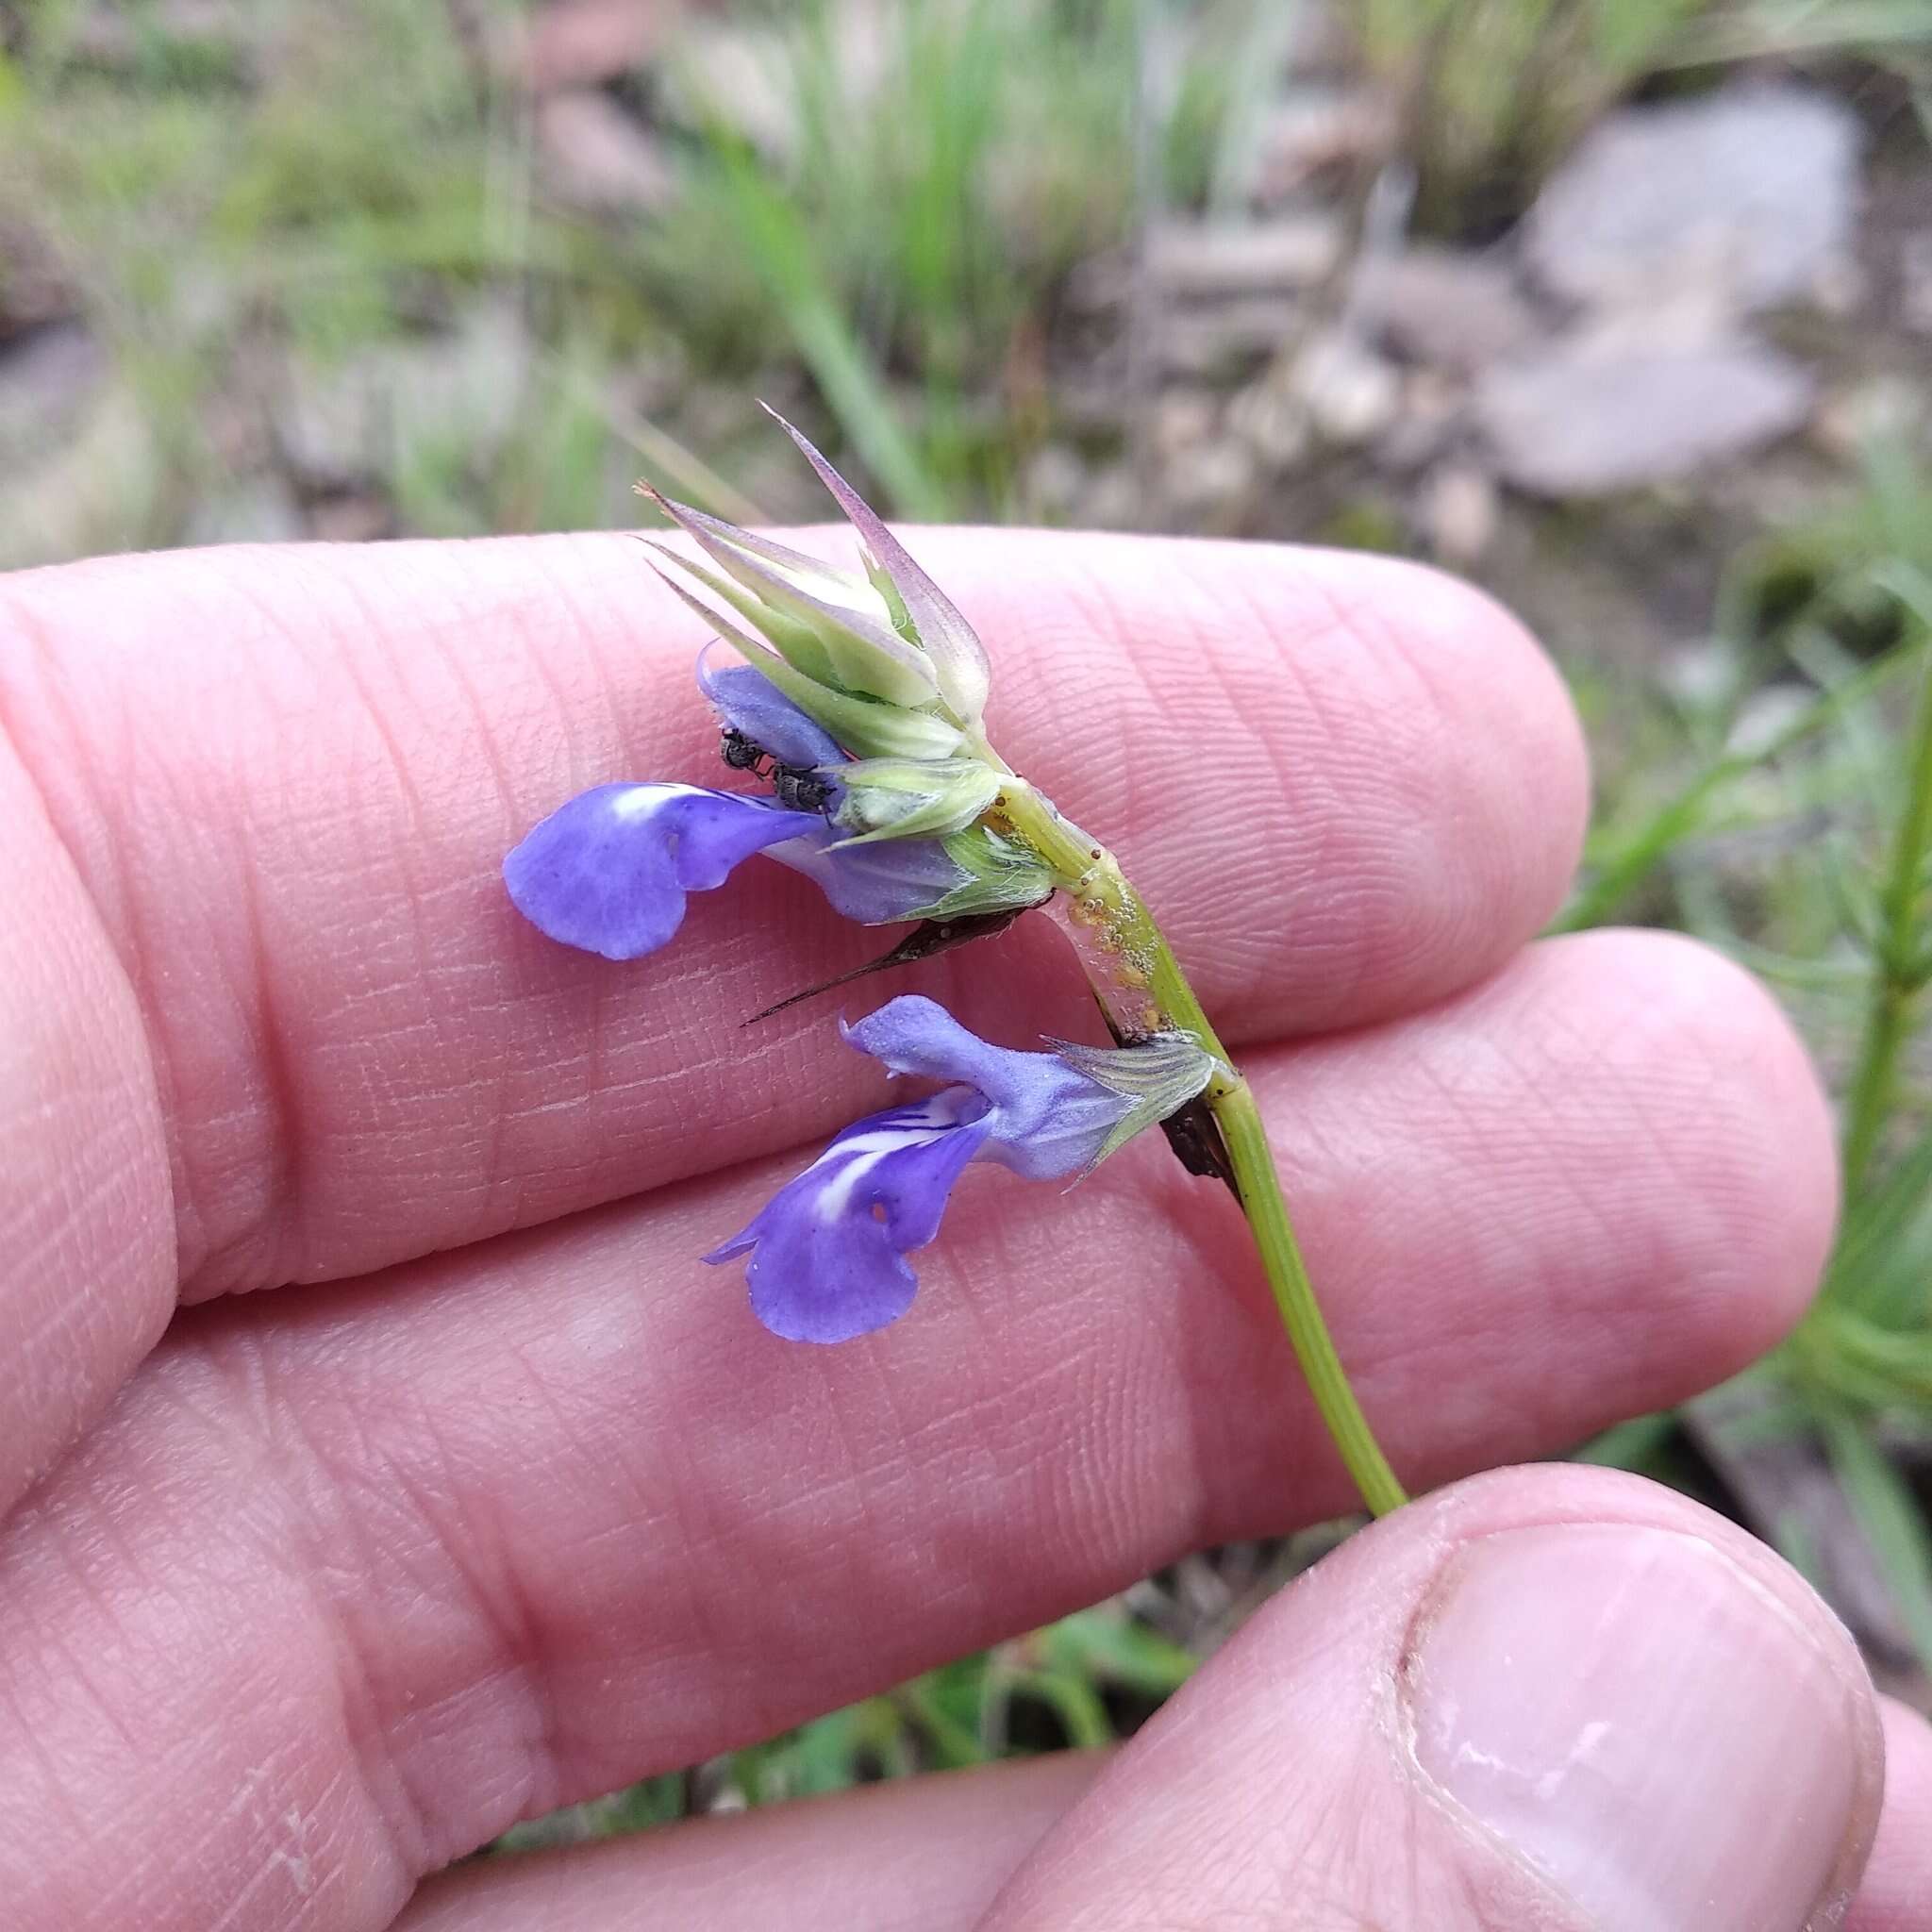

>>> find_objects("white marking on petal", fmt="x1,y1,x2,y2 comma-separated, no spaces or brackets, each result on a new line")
812,1136,943,1224
805,1091,979,1225
608,782,706,821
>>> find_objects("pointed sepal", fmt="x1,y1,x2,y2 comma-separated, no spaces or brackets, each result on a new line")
1041,1030,1222,1166
761,404,993,730
831,757,1004,845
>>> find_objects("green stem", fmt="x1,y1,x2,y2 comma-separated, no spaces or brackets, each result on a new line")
1214,1082,1407,1517
1841,651,1932,1199
993,778,1407,1518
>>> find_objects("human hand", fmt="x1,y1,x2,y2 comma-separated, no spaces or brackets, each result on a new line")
0,530,1924,1929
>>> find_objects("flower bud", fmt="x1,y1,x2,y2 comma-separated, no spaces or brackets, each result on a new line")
641,495,938,708
918,824,1056,919
832,757,1005,845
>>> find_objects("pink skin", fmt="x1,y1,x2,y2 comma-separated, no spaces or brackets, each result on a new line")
0,530,1923,1930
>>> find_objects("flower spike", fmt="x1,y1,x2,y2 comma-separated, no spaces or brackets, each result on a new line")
505,412,1405,1515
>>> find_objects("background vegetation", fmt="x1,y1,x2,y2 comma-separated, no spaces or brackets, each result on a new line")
3,0,1930,1833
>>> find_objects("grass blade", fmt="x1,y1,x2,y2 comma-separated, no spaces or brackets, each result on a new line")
1821,1413,1932,1675
708,139,949,523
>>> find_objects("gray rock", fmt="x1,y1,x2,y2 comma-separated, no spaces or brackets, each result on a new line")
0,324,108,463
1226,379,1311,471
1068,217,1341,325
1291,327,1401,446
180,473,308,547
1367,246,1540,375
1143,217,1343,297
1150,389,1221,458
1156,297,1301,377
1374,369,1465,474
1476,335,1813,496
1525,84,1859,314
1418,462,1499,565
1159,438,1257,517
278,301,531,486
537,91,675,212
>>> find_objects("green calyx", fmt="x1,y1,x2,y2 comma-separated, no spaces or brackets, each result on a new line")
1046,1031,1222,1166
832,758,1005,845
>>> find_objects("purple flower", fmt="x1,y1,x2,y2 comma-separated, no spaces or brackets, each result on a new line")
707,995,1149,1343
505,667,974,959
505,782,822,961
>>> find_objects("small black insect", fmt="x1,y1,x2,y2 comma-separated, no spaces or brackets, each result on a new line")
772,765,838,814
719,724,836,817
719,726,769,775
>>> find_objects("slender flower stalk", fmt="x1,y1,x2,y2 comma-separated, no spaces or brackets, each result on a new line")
504,408,1407,1518
990,780,1407,1518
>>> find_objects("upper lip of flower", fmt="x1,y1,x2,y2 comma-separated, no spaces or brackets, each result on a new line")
698,650,848,796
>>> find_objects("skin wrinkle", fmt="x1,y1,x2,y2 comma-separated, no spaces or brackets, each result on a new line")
0,577,148,965
1024,560,1208,862
221,560,449,1291
168,1732,346,1932
377,1434,563,1851
516,548,605,789
3,1449,397,1931
281,578,466,1284
235,827,312,1298
8,1142,136,1379
71,683,258,1289
1209,647,1438,1000
407,593,546,1244
1337,1074,1654,1437
177,1312,451,1883
1158,570,1475,1007
0,640,175,1510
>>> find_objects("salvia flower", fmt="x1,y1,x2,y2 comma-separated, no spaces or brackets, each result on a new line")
706,996,1215,1342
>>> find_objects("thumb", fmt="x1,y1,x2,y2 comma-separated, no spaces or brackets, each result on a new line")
976,1465,1885,1931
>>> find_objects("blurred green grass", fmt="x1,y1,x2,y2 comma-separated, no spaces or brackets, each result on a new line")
3,0,1931,1834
